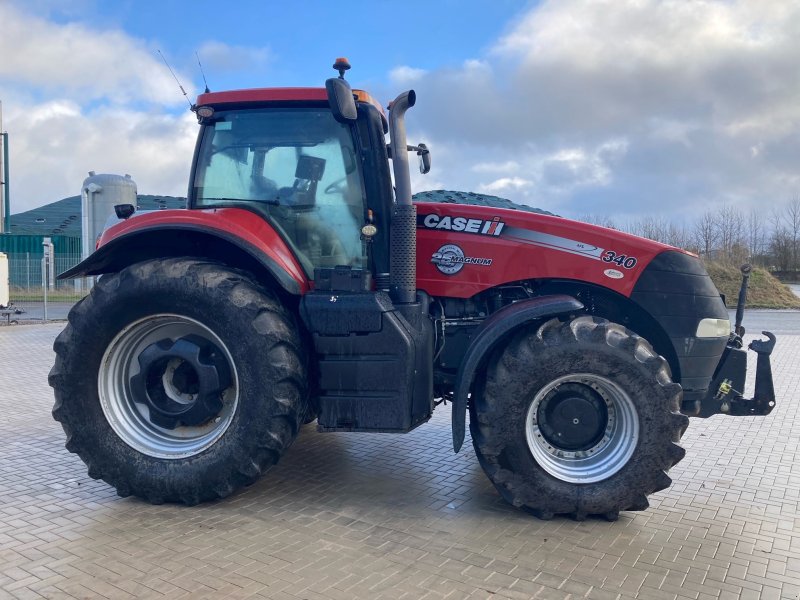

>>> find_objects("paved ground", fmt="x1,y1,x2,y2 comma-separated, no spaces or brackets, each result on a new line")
2,301,74,324
730,309,800,335
1,323,799,600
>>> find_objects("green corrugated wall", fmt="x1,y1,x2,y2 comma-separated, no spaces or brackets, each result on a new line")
0,234,81,257
0,235,82,287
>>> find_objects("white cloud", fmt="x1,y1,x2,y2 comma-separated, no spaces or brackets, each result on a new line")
197,41,271,74
462,59,491,73
9,102,197,208
0,3,192,106
403,0,800,220
0,3,201,212
389,66,428,86
479,176,533,194
472,160,520,174
5,0,800,223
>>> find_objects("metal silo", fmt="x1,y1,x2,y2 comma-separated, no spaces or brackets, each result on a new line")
81,172,137,260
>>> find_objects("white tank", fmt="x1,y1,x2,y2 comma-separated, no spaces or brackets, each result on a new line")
81,172,137,259
0,252,8,307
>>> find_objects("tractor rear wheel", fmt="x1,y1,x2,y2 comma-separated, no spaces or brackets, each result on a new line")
470,316,688,520
50,258,307,505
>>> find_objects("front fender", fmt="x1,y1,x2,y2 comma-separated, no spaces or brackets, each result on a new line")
451,294,583,452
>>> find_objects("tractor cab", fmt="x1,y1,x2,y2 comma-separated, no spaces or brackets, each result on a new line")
190,80,395,289
192,103,367,276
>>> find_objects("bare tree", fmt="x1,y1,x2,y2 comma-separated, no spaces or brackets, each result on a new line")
786,198,800,270
665,221,691,250
694,212,718,259
770,228,792,271
768,206,790,271
578,214,617,229
747,207,766,264
716,204,745,263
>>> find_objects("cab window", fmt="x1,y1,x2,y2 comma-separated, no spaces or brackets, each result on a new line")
193,108,367,274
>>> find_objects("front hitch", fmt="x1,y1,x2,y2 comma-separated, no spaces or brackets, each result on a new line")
691,264,777,418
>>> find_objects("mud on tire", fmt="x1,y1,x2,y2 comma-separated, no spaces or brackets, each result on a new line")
470,316,688,520
50,258,308,505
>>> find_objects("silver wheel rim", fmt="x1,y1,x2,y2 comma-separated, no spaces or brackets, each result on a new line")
525,373,639,483
98,315,238,459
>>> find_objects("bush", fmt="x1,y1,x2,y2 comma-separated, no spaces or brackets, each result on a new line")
705,262,800,309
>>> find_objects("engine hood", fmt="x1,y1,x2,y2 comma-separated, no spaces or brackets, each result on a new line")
413,199,688,299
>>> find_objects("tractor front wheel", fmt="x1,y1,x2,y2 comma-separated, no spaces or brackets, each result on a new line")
470,316,688,520
50,258,307,505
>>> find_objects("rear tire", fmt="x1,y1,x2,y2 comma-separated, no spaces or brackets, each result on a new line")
470,316,687,519
50,258,307,505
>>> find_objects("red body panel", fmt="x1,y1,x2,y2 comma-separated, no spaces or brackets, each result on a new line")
99,204,680,300
414,202,679,299
196,87,384,115
197,88,328,105
99,208,310,293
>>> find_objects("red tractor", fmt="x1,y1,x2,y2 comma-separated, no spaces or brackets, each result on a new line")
50,59,776,520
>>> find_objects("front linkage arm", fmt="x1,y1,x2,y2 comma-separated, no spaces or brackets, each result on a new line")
733,332,777,415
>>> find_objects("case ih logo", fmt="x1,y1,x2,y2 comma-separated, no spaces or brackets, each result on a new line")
420,214,505,236
431,244,493,275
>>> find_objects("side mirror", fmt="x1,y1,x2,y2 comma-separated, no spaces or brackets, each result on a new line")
326,78,357,123
415,143,431,174
114,204,136,219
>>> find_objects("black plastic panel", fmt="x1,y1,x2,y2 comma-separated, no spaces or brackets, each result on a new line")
303,292,433,432
314,266,371,292
631,250,729,394
300,291,393,335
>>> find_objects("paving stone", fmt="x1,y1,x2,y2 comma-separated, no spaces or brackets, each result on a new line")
1,323,799,599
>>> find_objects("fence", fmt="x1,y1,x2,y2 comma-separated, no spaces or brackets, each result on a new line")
3,252,87,324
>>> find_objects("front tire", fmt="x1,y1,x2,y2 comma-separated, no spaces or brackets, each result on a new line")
50,258,307,505
470,316,688,520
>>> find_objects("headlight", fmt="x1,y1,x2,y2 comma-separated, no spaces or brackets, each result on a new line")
696,318,730,338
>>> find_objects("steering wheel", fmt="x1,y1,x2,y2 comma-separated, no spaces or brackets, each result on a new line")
324,176,347,195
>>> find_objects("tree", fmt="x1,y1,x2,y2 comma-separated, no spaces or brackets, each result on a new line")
785,198,800,270
747,207,766,265
715,204,745,263
694,212,718,259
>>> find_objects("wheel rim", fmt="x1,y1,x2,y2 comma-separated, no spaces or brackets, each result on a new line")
525,373,639,483
99,315,239,459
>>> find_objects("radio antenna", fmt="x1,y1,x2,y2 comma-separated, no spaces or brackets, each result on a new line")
196,52,210,93
157,49,192,108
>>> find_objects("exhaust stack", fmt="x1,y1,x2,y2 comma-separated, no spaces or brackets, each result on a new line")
388,90,417,304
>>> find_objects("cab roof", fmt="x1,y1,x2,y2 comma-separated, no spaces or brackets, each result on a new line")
195,87,385,116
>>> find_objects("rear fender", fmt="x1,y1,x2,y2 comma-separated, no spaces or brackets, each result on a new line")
451,294,583,452
59,224,309,295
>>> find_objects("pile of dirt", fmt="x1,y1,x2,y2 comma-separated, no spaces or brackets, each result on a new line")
705,262,800,309
412,189,556,215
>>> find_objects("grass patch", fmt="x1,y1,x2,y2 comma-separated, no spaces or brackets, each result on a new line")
705,263,800,309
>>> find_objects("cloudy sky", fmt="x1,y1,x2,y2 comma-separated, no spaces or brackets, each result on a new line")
1,0,799,222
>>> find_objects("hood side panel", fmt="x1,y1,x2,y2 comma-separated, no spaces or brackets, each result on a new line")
414,201,676,299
